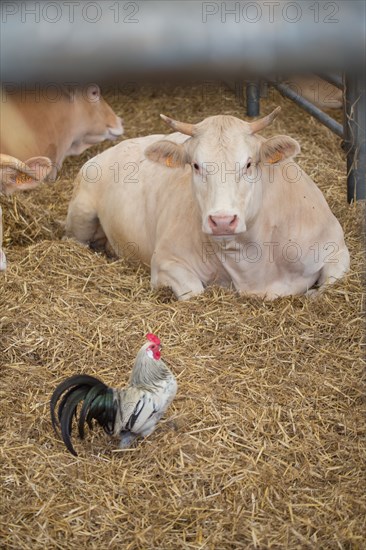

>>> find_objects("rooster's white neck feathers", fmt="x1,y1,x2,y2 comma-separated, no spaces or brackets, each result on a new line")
129,343,170,388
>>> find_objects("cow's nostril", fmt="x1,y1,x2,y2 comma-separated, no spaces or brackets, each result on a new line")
208,214,239,234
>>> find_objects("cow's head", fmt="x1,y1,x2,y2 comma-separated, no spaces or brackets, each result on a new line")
145,107,300,237
0,154,52,195
69,85,124,153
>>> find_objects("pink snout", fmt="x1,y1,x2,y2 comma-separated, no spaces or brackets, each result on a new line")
108,117,124,138
208,214,239,235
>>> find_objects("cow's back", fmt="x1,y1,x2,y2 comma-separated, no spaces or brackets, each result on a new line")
69,133,194,264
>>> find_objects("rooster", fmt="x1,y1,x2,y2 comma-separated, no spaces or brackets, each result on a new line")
50,334,177,456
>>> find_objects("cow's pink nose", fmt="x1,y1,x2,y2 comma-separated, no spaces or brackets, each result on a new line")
109,117,124,136
208,215,238,234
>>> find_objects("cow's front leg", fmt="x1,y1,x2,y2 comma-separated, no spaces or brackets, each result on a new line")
151,259,204,301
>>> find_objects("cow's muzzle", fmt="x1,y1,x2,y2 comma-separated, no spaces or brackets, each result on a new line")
208,214,239,236
107,117,124,139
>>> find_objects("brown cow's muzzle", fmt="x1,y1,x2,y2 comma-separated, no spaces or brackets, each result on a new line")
107,117,124,139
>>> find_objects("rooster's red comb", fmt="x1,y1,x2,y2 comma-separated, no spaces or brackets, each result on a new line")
146,333,161,345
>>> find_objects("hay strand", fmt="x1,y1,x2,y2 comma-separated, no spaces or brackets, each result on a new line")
1,82,365,549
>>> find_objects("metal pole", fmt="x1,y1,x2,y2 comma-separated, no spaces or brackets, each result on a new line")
1,1,364,82
246,82,260,117
316,73,343,90
344,73,366,202
270,80,344,138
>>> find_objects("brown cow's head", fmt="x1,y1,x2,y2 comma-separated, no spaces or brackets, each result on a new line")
67,85,124,155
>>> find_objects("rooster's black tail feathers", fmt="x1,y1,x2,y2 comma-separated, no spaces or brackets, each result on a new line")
50,374,116,456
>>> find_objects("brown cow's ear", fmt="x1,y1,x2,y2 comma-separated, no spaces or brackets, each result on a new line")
24,156,53,181
1,168,39,195
260,135,300,165
0,156,52,195
145,140,189,168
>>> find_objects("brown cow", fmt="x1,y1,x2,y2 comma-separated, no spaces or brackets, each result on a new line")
285,76,343,109
0,84,123,179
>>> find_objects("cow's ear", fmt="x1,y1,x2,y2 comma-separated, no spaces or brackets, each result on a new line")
24,156,53,182
260,135,300,165
145,140,189,168
0,156,52,195
0,167,40,195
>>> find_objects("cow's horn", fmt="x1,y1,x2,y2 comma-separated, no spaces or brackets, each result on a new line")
247,107,281,134
160,114,197,136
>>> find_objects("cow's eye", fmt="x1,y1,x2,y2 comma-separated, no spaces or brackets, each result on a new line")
246,159,252,169
193,163,199,171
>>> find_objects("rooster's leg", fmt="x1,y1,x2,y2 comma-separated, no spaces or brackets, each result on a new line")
119,431,139,449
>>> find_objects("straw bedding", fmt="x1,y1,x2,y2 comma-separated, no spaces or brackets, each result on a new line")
0,83,365,549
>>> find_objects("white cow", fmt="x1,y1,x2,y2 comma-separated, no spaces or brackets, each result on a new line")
0,154,52,270
66,107,349,300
